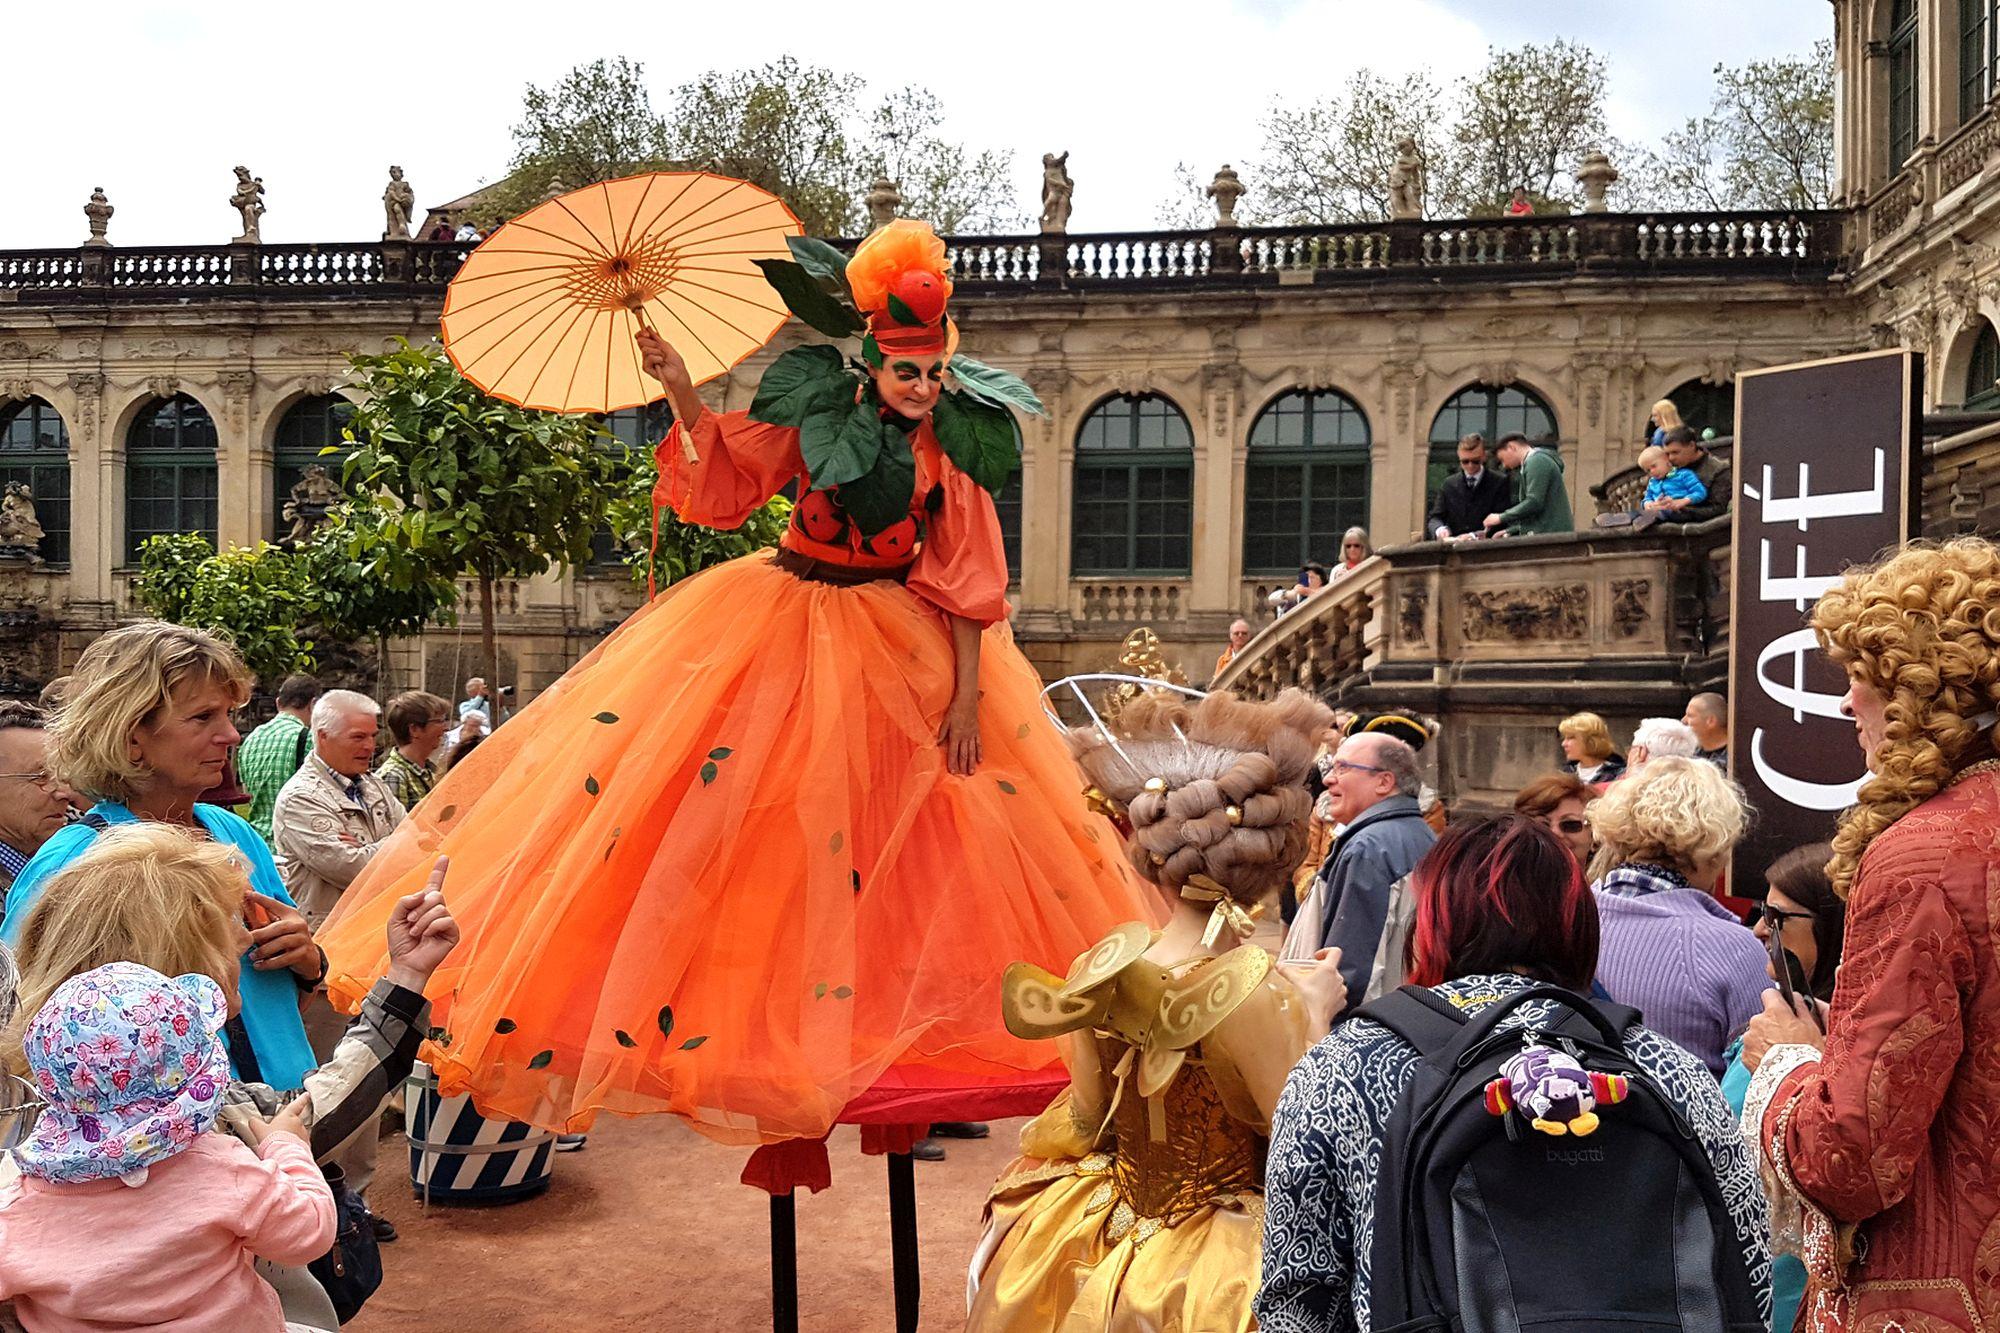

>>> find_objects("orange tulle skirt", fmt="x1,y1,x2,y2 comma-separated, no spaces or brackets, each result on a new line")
318,550,1159,1145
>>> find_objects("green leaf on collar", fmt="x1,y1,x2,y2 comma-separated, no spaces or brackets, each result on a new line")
931,391,1020,493
753,258,864,339
946,355,1046,417
749,345,856,427
800,390,896,489
834,442,917,535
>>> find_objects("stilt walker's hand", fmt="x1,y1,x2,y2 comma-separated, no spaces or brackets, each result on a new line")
634,327,702,464
940,697,982,776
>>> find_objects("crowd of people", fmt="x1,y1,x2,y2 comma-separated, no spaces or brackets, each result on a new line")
0,629,524,1330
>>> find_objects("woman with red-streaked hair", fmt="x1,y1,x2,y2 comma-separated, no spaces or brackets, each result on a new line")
1260,816,1767,1331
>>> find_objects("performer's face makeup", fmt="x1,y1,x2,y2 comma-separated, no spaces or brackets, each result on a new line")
876,356,944,420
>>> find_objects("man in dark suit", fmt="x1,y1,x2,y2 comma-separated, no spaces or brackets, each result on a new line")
1427,433,1511,539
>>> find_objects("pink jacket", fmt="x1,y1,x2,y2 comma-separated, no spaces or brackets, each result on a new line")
0,1131,333,1332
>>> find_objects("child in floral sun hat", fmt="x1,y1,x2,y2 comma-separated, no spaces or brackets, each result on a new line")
0,961,334,1331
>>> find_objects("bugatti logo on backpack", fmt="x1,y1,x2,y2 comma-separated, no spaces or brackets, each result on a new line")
1354,983,1764,1332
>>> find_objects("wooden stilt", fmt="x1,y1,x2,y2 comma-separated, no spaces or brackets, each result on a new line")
887,1151,920,1333
769,1190,799,1333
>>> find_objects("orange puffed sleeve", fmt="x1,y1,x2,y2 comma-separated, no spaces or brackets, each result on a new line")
907,461,1010,625
655,407,805,529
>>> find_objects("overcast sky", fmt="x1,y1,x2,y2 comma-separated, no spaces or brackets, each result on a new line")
5,0,1829,249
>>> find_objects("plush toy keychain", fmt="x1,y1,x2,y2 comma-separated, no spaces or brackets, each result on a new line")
1484,1042,1629,1137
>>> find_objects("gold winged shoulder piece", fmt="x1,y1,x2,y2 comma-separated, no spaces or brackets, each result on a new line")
1001,921,1152,1040
1137,945,1273,1097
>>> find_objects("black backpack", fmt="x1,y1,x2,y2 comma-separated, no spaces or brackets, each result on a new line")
1355,983,1764,1333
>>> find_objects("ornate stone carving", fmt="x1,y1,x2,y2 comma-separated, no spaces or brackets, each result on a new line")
1399,585,1430,645
864,177,903,232
1459,585,1588,643
1610,578,1650,637
0,484,45,561
282,464,345,546
1388,135,1424,220
1040,152,1073,234
1036,327,1065,355
0,340,52,362
146,374,180,401
382,166,415,240
300,373,335,397
0,379,29,405
1575,149,1618,213
1381,359,1425,436
83,187,114,247
228,166,266,243
1207,165,1246,226
1701,355,1740,387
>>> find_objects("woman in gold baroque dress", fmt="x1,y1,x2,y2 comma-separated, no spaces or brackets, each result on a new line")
967,688,1348,1331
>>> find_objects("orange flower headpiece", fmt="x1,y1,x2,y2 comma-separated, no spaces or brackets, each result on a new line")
846,219,957,360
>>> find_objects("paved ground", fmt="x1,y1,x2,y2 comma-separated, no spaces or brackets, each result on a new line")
349,1115,1020,1332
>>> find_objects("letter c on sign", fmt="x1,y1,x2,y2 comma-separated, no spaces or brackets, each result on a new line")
1750,728,1864,810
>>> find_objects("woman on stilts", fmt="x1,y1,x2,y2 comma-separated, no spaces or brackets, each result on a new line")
314,219,1159,1155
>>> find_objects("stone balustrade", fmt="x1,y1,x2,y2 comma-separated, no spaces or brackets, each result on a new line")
1069,578,1190,625
0,210,1844,306
1213,557,1388,700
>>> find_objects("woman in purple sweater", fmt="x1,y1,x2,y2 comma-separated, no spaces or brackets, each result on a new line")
1587,756,1770,1075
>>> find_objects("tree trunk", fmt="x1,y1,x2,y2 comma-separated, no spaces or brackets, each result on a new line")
478,573,499,696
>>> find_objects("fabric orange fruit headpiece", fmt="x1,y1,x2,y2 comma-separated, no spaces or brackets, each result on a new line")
846,219,956,360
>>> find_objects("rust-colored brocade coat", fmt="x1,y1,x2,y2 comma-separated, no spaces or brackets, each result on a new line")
1762,769,2000,1331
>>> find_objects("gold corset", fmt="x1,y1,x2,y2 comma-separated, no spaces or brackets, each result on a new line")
1105,1053,1263,1226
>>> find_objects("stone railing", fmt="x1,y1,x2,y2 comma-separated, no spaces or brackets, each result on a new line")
1869,172,1920,243
0,210,1844,306
1590,439,1735,515
1069,578,1190,625
1212,557,1388,700
1939,108,2000,196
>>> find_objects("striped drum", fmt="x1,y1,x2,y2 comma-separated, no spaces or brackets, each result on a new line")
404,1061,555,1204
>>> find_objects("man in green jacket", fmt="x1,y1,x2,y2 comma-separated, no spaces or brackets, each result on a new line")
1483,431,1574,537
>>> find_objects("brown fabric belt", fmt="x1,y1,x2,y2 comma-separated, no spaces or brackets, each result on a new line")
771,547,912,586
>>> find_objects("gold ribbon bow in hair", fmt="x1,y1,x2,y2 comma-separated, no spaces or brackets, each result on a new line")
1180,874,1262,948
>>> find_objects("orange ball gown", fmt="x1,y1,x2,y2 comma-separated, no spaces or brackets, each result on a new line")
316,403,1159,1147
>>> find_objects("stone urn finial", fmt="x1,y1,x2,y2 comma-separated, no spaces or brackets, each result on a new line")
541,175,570,205
83,187,114,247
865,177,903,232
1207,165,1246,227
1576,149,1619,213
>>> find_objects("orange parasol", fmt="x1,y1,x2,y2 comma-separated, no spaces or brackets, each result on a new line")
438,171,802,457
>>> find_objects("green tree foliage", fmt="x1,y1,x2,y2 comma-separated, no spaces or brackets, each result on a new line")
599,437,792,589
1251,72,1455,225
477,57,674,224
1630,41,1835,210
337,340,621,688
485,56,1021,236
1447,40,1610,213
130,520,459,690
132,535,318,684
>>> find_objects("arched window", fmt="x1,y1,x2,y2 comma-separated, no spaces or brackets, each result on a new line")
1424,383,1558,509
126,394,218,561
1968,321,2000,407
1243,389,1370,574
1892,0,1920,168
1664,379,1738,440
995,467,1023,582
0,398,70,565
272,394,354,541
1072,394,1193,575
1962,0,1998,121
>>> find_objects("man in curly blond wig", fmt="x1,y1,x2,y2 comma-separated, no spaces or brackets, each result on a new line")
1739,537,2000,1332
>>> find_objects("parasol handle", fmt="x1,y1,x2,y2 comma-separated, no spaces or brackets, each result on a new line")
627,294,699,465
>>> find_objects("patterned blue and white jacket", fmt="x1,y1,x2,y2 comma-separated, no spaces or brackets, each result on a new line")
1257,973,1771,1333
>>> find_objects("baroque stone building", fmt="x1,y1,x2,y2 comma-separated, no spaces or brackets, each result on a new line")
0,208,1851,699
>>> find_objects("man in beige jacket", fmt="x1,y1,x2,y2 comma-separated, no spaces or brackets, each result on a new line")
271,687,406,1227
272,689,406,928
